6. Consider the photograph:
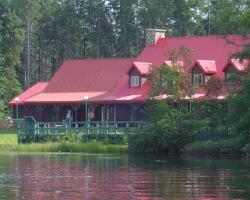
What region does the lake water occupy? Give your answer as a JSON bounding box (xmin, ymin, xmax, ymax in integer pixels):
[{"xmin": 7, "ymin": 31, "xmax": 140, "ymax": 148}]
[{"xmin": 0, "ymin": 153, "xmax": 249, "ymax": 200}]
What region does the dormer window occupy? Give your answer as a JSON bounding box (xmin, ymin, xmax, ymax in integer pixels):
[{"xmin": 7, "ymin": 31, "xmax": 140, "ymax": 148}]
[
  {"xmin": 127, "ymin": 62, "xmax": 152, "ymax": 88},
  {"xmin": 131, "ymin": 76, "xmax": 140, "ymax": 87},
  {"xmin": 191, "ymin": 60, "xmax": 217, "ymax": 86},
  {"xmin": 226, "ymin": 72, "xmax": 240, "ymax": 83},
  {"xmin": 223, "ymin": 59, "xmax": 249, "ymax": 84},
  {"xmin": 193, "ymin": 74, "xmax": 202, "ymax": 85}
]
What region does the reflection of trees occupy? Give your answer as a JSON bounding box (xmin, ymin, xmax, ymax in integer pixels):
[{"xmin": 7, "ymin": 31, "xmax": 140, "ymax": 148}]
[
  {"xmin": 129, "ymin": 155, "xmax": 250, "ymax": 199},
  {"xmin": 0, "ymin": 154, "xmax": 248, "ymax": 200},
  {"xmin": 0, "ymin": 155, "xmax": 20, "ymax": 200},
  {"xmin": 13, "ymin": 154, "xmax": 166, "ymax": 200}
]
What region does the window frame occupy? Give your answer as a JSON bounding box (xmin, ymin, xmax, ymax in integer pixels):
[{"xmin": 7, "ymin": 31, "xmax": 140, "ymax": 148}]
[
  {"xmin": 193, "ymin": 74, "xmax": 203, "ymax": 85},
  {"xmin": 130, "ymin": 75, "xmax": 140, "ymax": 87},
  {"xmin": 226, "ymin": 72, "xmax": 240, "ymax": 83}
]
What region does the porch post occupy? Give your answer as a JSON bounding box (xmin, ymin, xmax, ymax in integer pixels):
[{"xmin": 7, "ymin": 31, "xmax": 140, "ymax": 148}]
[
  {"xmin": 72, "ymin": 104, "xmax": 81, "ymax": 122},
  {"xmin": 114, "ymin": 105, "xmax": 117, "ymax": 122},
  {"xmin": 101, "ymin": 105, "xmax": 105, "ymax": 121},
  {"xmin": 54, "ymin": 104, "xmax": 61, "ymax": 122},
  {"xmin": 24, "ymin": 105, "xmax": 28, "ymax": 116},
  {"xmin": 130, "ymin": 104, "xmax": 139, "ymax": 121},
  {"xmin": 37, "ymin": 105, "xmax": 46, "ymax": 122},
  {"xmin": 106, "ymin": 105, "xmax": 110, "ymax": 121}
]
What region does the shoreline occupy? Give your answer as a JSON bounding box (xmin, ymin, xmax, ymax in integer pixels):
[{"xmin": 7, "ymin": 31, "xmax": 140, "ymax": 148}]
[{"xmin": 0, "ymin": 142, "xmax": 128, "ymax": 154}]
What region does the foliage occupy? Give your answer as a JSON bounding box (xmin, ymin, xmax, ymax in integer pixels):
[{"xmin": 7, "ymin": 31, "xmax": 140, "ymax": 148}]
[
  {"xmin": 129, "ymin": 101, "xmax": 201, "ymax": 153},
  {"xmin": 227, "ymin": 72, "xmax": 250, "ymax": 134},
  {"xmin": 227, "ymin": 44, "xmax": 250, "ymax": 135},
  {"xmin": 0, "ymin": 132, "xmax": 127, "ymax": 153},
  {"xmin": 148, "ymin": 63, "xmax": 187, "ymax": 100},
  {"xmin": 0, "ymin": 2, "xmax": 24, "ymax": 118},
  {"xmin": 184, "ymin": 135, "xmax": 249, "ymax": 155},
  {"xmin": 208, "ymin": 0, "xmax": 250, "ymax": 34},
  {"xmin": 204, "ymin": 76, "xmax": 224, "ymax": 98},
  {"xmin": 1, "ymin": 0, "xmax": 249, "ymax": 89},
  {"xmin": 0, "ymin": 141, "xmax": 127, "ymax": 154},
  {"xmin": 148, "ymin": 47, "xmax": 195, "ymax": 100},
  {"xmin": 192, "ymin": 101, "xmax": 227, "ymax": 132}
]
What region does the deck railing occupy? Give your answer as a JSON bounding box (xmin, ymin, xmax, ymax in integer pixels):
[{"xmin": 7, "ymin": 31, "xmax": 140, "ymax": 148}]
[{"xmin": 17, "ymin": 120, "xmax": 146, "ymax": 144}]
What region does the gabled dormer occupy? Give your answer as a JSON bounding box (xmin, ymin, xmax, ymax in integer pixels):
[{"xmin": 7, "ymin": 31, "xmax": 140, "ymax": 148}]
[
  {"xmin": 190, "ymin": 60, "xmax": 217, "ymax": 86},
  {"xmin": 223, "ymin": 59, "xmax": 249, "ymax": 83},
  {"xmin": 127, "ymin": 62, "xmax": 152, "ymax": 87}
]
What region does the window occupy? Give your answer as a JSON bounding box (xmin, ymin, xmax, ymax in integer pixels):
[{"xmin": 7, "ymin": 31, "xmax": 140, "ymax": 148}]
[
  {"xmin": 226, "ymin": 72, "xmax": 240, "ymax": 83},
  {"xmin": 131, "ymin": 76, "xmax": 140, "ymax": 87},
  {"xmin": 193, "ymin": 74, "xmax": 203, "ymax": 85}
]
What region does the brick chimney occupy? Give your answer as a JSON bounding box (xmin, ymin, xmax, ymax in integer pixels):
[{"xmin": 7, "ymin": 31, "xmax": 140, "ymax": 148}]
[{"xmin": 146, "ymin": 29, "xmax": 166, "ymax": 45}]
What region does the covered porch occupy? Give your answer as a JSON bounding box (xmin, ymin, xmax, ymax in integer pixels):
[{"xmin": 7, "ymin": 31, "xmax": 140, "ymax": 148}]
[{"xmin": 13, "ymin": 103, "xmax": 147, "ymax": 122}]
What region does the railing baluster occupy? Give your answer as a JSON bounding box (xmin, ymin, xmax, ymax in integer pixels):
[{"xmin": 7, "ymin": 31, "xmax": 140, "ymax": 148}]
[{"xmin": 18, "ymin": 120, "xmax": 145, "ymax": 144}]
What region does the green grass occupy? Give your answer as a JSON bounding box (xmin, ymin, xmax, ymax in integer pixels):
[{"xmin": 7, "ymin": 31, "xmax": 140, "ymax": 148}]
[
  {"xmin": 0, "ymin": 131, "xmax": 127, "ymax": 154},
  {"xmin": 0, "ymin": 130, "xmax": 17, "ymax": 145},
  {"xmin": 8, "ymin": 142, "xmax": 127, "ymax": 154}
]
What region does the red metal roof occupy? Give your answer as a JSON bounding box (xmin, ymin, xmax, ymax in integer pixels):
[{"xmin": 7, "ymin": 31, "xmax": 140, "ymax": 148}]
[
  {"xmin": 11, "ymin": 34, "xmax": 250, "ymax": 105},
  {"xmin": 136, "ymin": 34, "xmax": 250, "ymax": 78},
  {"xmin": 127, "ymin": 62, "xmax": 152, "ymax": 75},
  {"xmin": 223, "ymin": 58, "xmax": 250, "ymax": 72},
  {"xmin": 25, "ymin": 92, "xmax": 106, "ymax": 104},
  {"xmin": 44, "ymin": 58, "xmax": 134, "ymax": 93},
  {"xmin": 194, "ymin": 60, "xmax": 217, "ymax": 74},
  {"xmin": 22, "ymin": 58, "xmax": 138, "ymax": 104},
  {"xmin": 8, "ymin": 82, "xmax": 48, "ymax": 105}
]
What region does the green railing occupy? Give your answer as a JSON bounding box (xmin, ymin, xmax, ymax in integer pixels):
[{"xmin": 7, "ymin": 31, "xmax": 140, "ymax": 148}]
[{"xmin": 17, "ymin": 119, "xmax": 146, "ymax": 144}]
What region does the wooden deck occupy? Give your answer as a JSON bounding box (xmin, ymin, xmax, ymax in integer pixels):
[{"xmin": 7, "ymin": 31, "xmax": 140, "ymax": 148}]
[{"xmin": 17, "ymin": 117, "xmax": 145, "ymax": 144}]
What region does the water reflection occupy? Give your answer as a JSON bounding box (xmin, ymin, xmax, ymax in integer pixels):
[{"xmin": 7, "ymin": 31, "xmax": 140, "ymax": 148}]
[{"xmin": 0, "ymin": 153, "xmax": 249, "ymax": 199}]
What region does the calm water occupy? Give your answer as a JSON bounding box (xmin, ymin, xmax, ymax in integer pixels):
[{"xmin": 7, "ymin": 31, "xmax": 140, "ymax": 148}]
[{"xmin": 0, "ymin": 153, "xmax": 249, "ymax": 200}]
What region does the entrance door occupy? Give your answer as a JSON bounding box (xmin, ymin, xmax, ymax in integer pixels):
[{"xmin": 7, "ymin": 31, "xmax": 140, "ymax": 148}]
[{"xmin": 101, "ymin": 105, "xmax": 116, "ymax": 121}]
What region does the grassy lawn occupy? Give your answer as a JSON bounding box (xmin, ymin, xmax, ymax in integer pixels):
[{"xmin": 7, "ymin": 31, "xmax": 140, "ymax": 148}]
[{"xmin": 0, "ymin": 130, "xmax": 17, "ymax": 145}]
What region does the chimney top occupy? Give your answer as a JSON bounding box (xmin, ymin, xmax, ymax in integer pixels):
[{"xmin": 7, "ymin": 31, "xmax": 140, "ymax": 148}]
[{"xmin": 146, "ymin": 29, "xmax": 166, "ymax": 45}]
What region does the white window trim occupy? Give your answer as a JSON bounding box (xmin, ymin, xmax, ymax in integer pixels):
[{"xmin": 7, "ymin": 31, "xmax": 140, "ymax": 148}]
[
  {"xmin": 193, "ymin": 74, "xmax": 203, "ymax": 85},
  {"xmin": 131, "ymin": 76, "xmax": 140, "ymax": 87},
  {"xmin": 205, "ymin": 75, "xmax": 211, "ymax": 84}
]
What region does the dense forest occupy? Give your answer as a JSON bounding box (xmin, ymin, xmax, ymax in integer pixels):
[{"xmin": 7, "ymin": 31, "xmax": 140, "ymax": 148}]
[{"xmin": 0, "ymin": 0, "xmax": 249, "ymax": 117}]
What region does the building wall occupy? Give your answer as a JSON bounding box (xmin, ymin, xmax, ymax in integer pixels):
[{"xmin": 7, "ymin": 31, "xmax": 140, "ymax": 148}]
[{"xmin": 15, "ymin": 103, "xmax": 147, "ymax": 122}]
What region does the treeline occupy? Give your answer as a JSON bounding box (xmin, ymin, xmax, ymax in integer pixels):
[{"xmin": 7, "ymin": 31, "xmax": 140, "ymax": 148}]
[{"xmin": 0, "ymin": 0, "xmax": 249, "ymax": 117}]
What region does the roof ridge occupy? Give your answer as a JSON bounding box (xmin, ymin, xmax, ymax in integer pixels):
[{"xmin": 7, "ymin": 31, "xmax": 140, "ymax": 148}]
[
  {"xmin": 133, "ymin": 61, "xmax": 152, "ymax": 64},
  {"xmin": 36, "ymin": 81, "xmax": 48, "ymax": 84},
  {"xmin": 157, "ymin": 33, "xmax": 250, "ymax": 43},
  {"xmin": 197, "ymin": 59, "xmax": 216, "ymax": 62},
  {"xmin": 65, "ymin": 57, "xmax": 135, "ymax": 62}
]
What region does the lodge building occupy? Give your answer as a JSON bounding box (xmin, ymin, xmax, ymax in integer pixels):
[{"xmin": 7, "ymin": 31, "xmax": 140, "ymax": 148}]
[{"xmin": 9, "ymin": 29, "xmax": 250, "ymax": 122}]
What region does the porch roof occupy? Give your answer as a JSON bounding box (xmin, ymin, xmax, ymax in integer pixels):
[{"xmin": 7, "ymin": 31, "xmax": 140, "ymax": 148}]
[
  {"xmin": 8, "ymin": 82, "xmax": 48, "ymax": 105},
  {"xmin": 24, "ymin": 91, "xmax": 146, "ymax": 104}
]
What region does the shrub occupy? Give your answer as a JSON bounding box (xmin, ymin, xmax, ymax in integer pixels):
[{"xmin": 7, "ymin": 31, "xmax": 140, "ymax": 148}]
[
  {"xmin": 184, "ymin": 135, "xmax": 248, "ymax": 154},
  {"xmin": 129, "ymin": 101, "xmax": 201, "ymax": 153}
]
